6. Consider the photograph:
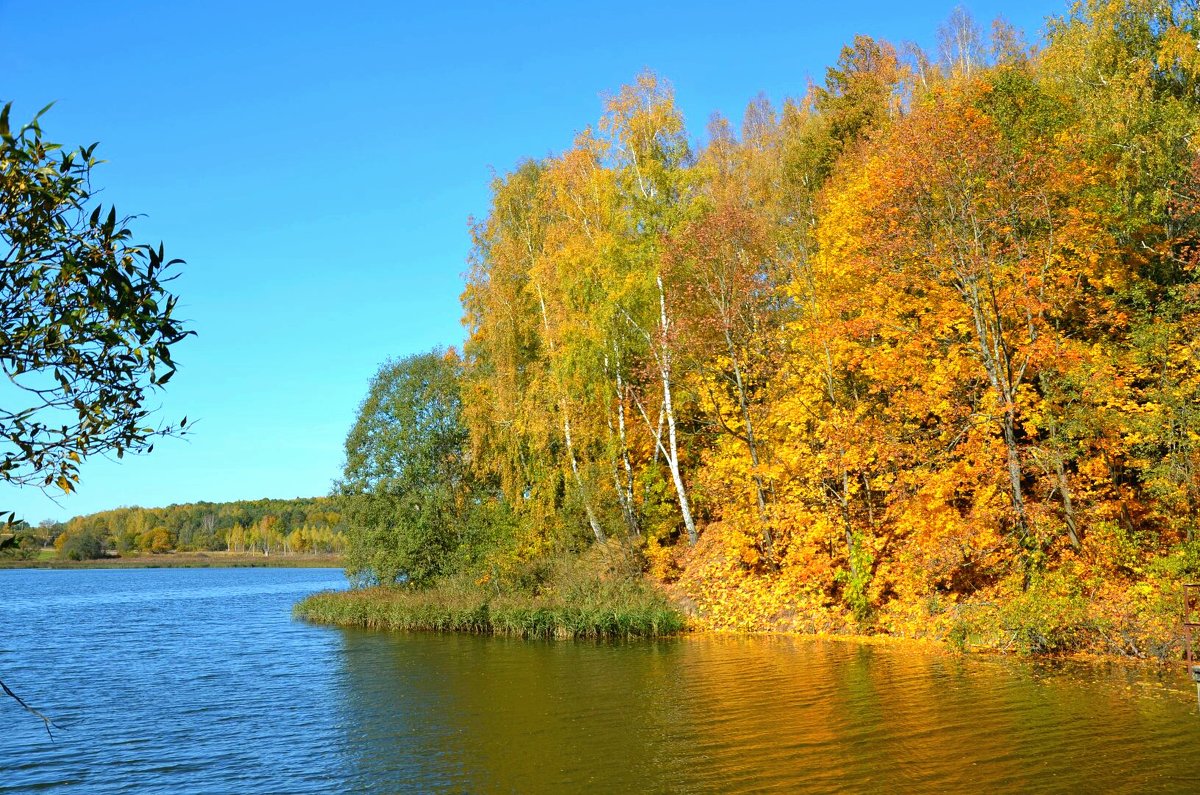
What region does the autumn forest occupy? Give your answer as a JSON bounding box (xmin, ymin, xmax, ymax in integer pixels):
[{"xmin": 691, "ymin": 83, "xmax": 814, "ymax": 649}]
[
  {"xmin": 18, "ymin": 0, "xmax": 1200, "ymax": 657},
  {"xmin": 13, "ymin": 3, "xmax": 1200, "ymax": 790},
  {"xmin": 446, "ymin": 0, "xmax": 1200, "ymax": 654}
]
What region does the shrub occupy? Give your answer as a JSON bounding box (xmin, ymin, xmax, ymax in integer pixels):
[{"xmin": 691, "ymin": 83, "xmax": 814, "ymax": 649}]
[{"xmin": 57, "ymin": 530, "xmax": 105, "ymax": 561}]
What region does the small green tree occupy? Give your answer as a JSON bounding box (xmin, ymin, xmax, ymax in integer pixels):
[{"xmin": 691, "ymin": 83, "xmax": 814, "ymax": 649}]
[
  {"xmin": 55, "ymin": 527, "xmax": 104, "ymax": 560},
  {"xmin": 338, "ymin": 349, "xmax": 476, "ymax": 586}
]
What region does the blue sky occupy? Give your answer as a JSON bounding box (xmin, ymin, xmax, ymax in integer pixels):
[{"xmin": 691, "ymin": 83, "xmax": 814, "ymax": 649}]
[{"xmin": 0, "ymin": 0, "xmax": 1059, "ymax": 522}]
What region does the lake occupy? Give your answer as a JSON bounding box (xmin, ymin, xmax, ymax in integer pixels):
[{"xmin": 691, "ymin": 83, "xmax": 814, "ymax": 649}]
[{"xmin": 2, "ymin": 567, "xmax": 1199, "ymax": 793}]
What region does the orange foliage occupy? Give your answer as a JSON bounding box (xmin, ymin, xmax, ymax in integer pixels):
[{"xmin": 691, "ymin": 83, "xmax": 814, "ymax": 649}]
[{"xmin": 460, "ymin": 1, "xmax": 1200, "ymax": 656}]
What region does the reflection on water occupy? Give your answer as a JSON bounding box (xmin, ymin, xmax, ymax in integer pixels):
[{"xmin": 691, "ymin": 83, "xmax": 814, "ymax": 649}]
[
  {"xmin": 333, "ymin": 632, "xmax": 1200, "ymax": 793},
  {"xmin": 4, "ymin": 567, "xmax": 1200, "ymax": 793}
]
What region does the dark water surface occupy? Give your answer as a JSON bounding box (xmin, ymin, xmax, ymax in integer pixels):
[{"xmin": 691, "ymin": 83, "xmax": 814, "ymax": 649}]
[{"xmin": 3, "ymin": 567, "xmax": 1200, "ymax": 793}]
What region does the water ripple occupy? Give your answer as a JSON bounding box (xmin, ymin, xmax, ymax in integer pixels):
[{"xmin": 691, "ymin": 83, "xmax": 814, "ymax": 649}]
[{"xmin": 4, "ymin": 569, "xmax": 1200, "ymax": 793}]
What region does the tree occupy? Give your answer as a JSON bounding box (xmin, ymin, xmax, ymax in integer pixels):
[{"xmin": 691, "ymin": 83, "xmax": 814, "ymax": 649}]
[
  {"xmin": 2, "ymin": 102, "xmax": 190, "ymax": 734},
  {"xmin": 814, "ymin": 35, "xmax": 905, "ymax": 158},
  {"xmin": 602, "ymin": 71, "xmax": 700, "ymax": 545},
  {"xmin": 56, "ymin": 527, "xmax": 104, "ymax": 560},
  {"xmin": 0, "ymin": 102, "xmax": 192, "ymax": 508},
  {"xmin": 338, "ymin": 349, "xmax": 474, "ymax": 586},
  {"xmin": 672, "ymin": 126, "xmax": 790, "ymax": 563}
]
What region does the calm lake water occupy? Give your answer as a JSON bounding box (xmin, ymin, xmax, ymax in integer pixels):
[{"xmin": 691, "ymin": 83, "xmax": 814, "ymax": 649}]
[{"xmin": 3, "ymin": 567, "xmax": 1200, "ymax": 793}]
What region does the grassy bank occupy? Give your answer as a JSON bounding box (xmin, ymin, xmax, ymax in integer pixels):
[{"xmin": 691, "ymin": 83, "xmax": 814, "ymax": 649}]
[
  {"xmin": 0, "ymin": 551, "xmax": 344, "ymax": 569},
  {"xmin": 296, "ymin": 585, "xmax": 684, "ymax": 639},
  {"xmin": 295, "ymin": 547, "xmax": 686, "ymax": 639}
]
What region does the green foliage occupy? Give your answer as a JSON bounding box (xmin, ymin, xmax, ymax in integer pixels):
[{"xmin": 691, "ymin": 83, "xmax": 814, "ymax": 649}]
[
  {"xmin": 56, "ymin": 529, "xmax": 105, "ymax": 561},
  {"xmin": 835, "ymin": 535, "xmax": 876, "ymax": 624},
  {"xmin": 997, "ymin": 582, "xmax": 1097, "ymax": 655},
  {"xmin": 1146, "ymin": 539, "xmax": 1200, "ymax": 580},
  {"xmin": 0, "ymin": 525, "xmax": 37, "ymax": 560},
  {"xmin": 339, "ymin": 349, "xmax": 492, "ymax": 586},
  {"xmin": 946, "ymin": 620, "xmax": 971, "ymax": 654},
  {"xmin": 814, "ymin": 35, "xmax": 904, "ymax": 155},
  {"xmin": 0, "ymin": 102, "xmax": 192, "ymax": 508}
]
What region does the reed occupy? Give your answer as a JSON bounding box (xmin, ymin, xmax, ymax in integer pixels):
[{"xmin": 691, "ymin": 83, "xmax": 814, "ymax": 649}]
[{"xmin": 295, "ymin": 564, "xmax": 685, "ymax": 639}]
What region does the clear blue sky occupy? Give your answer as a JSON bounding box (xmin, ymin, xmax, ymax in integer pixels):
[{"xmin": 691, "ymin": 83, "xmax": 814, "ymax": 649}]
[{"xmin": 0, "ymin": 0, "xmax": 1060, "ymax": 522}]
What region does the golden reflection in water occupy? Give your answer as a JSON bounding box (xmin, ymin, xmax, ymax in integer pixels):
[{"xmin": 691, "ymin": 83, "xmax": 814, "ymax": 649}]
[{"xmin": 333, "ymin": 631, "xmax": 1200, "ymax": 793}]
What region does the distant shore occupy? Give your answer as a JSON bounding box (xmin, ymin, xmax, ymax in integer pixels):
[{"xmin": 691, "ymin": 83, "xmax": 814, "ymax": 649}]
[{"xmin": 0, "ymin": 551, "xmax": 343, "ymax": 570}]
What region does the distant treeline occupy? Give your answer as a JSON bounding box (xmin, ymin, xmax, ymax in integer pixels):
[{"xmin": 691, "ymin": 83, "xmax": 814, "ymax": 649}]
[{"xmin": 22, "ymin": 498, "xmax": 348, "ymax": 560}]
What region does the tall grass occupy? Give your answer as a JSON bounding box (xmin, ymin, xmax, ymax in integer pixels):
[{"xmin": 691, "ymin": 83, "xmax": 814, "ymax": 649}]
[{"xmin": 295, "ymin": 545, "xmax": 686, "ymax": 639}]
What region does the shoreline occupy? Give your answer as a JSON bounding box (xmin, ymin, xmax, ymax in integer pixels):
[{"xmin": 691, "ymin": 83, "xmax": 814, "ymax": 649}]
[
  {"xmin": 297, "ymin": 581, "xmax": 1189, "ymax": 670},
  {"xmin": 0, "ymin": 552, "xmax": 344, "ymax": 570},
  {"xmin": 11, "ymin": 554, "xmax": 1183, "ymax": 669}
]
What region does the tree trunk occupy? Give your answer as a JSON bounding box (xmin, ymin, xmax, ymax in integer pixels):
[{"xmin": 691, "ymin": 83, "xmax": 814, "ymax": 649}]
[
  {"xmin": 657, "ymin": 275, "xmax": 698, "ymax": 545},
  {"xmin": 607, "ymin": 347, "xmax": 640, "ymax": 538},
  {"xmin": 563, "ymin": 413, "xmax": 607, "ymax": 543},
  {"xmin": 1054, "ymin": 455, "xmax": 1082, "ymax": 551},
  {"xmin": 1000, "ymin": 410, "xmax": 1031, "ymax": 544},
  {"xmin": 964, "ymin": 278, "xmax": 1032, "ymax": 547}
]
